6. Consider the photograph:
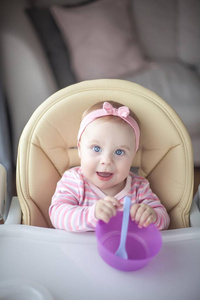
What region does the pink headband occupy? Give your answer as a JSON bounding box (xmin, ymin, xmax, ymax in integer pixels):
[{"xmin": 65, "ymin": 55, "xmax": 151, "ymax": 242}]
[{"xmin": 78, "ymin": 102, "xmax": 140, "ymax": 152}]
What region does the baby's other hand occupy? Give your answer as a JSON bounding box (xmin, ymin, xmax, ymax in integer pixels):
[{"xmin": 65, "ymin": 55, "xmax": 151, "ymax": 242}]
[
  {"xmin": 130, "ymin": 203, "xmax": 157, "ymax": 228},
  {"xmin": 95, "ymin": 197, "xmax": 122, "ymax": 223}
]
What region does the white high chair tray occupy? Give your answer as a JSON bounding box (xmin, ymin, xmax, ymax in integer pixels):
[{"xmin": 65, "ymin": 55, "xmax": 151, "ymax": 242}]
[{"xmin": 0, "ymin": 225, "xmax": 199, "ymax": 300}]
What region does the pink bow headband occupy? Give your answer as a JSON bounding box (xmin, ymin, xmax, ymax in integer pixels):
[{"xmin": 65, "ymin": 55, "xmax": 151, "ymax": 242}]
[{"xmin": 78, "ymin": 102, "xmax": 140, "ymax": 152}]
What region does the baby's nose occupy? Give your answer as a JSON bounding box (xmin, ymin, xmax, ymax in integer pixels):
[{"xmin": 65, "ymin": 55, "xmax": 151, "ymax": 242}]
[{"xmin": 100, "ymin": 153, "xmax": 112, "ymax": 165}]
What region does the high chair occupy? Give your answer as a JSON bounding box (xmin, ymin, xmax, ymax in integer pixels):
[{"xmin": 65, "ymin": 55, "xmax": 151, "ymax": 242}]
[{"xmin": 2, "ymin": 79, "xmax": 197, "ymax": 229}]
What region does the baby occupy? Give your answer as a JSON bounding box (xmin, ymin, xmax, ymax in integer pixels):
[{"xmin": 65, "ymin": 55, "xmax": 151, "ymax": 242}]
[{"xmin": 49, "ymin": 101, "xmax": 170, "ymax": 232}]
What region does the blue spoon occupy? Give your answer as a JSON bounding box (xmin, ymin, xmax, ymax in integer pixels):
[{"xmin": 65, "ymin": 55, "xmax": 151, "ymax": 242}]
[{"xmin": 115, "ymin": 196, "xmax": 131, "ymax": 259}]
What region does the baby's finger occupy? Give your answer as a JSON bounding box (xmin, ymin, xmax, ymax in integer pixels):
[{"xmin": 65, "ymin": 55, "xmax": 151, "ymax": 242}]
[
  {"xmin": 137, "ymin": 212, "xmax": 149, "ymax": 228},
  {"xmin": 104, "ymin": 196, "xmax": 122, "ymax": 208},
  {"xmin": 142, "ymin": 214, "xmax": 156, "ymax": 228},
  {"xmin": 105, "ymin": 201, "xmax": 118, "ymax": 216},
  {"xmin": 101, "ymin": 202, "xmax": 117, "ymax": 222},
  {"xmin": 138, "ymin": 210, "xmax": 154, "ymax": 228},
  {"xmin": 133, "ymin": 204, "xmax": 147, "ymax": 223},
  {"xmin": 130, "ymin": 204, "xmax": 141, "ymax": 220}
]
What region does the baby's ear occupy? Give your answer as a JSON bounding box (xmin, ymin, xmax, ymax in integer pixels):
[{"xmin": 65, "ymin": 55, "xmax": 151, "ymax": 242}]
[{"xmin": 77, "ymin": 142, "xmax": 81, "ymax": 158}]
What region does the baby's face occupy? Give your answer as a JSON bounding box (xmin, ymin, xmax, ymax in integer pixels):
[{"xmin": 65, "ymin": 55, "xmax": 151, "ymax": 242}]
[{"xmin": 78, "ymin": 118, "xmax": 136, "ymax": 196}]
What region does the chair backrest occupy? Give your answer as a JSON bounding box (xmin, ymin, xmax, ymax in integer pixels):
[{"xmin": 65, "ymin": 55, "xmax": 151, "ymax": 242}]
[{"xmin": 16, "ymin": 79, "xmax": 194, "ymax": 229}]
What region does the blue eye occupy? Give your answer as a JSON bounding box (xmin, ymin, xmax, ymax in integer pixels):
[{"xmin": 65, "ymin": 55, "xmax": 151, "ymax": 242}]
[
  {"xmin": 115, "ymin": 149, "xmax": 124, "ymax": 156},
  {"xmin": 93, "ymin": 146, "xmax": 101, "ymax": 152}
]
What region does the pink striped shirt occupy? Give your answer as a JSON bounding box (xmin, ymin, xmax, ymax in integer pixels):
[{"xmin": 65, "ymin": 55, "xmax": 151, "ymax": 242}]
[{"xmin": 49, "ymin": 167, "xmax": 170, "ymax": 232}]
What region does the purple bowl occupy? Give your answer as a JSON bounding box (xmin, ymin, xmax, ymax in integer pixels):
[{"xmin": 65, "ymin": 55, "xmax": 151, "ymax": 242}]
[{"xmin": 95, "ymin": 211, "xmax": 162, "ymax": 271}]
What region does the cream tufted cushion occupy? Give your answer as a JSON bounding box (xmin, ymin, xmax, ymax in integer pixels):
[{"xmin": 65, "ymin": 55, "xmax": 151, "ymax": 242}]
[{"xmin": 16, "ymin": 79, "xmax": 194, "ymax": 229}]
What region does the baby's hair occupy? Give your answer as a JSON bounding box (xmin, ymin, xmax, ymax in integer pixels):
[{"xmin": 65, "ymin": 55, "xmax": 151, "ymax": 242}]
[{"xmin": 82, "ymin": 101, "xmax": 140, "ymax": 129}]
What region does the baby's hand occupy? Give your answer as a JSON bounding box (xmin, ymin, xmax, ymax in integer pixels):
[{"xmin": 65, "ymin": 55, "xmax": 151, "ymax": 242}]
[
  {"xmin": 95, "ymin": 197, "xmax": 122, "ymax": 223},
  {"xmin": 130, "ymin": 203, "xmax": 157, "ymax": 228}
]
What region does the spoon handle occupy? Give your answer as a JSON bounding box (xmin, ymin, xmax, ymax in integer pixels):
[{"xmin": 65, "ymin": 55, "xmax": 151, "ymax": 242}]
[
  {"xmin": 115, "ymin": 196, "xmax": 131, "ymax": 259},
  {"xmin": 120, "ymin": 196, "xmax": 131, "ymax": 247}
]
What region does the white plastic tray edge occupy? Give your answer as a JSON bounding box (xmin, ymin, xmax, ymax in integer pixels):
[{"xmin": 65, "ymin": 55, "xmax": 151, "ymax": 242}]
[{"xmin": 0, "ymin": 224, "xmax": 200, "ymax": 244}]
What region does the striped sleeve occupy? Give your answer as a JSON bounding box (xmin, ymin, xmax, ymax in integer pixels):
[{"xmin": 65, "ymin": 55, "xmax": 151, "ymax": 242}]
[
  {"xmin": 133, "ymin": 176, "xmax": 170, "ymax": 230},
  {"xmin": 49, "ymin": 169, "xmax": 98, "ymax": 232}
]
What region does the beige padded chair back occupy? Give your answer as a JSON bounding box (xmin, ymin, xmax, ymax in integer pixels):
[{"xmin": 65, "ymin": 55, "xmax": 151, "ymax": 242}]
[{"xmin": 16, "ymin": 79, "xmax": 194, "ymax": 229}]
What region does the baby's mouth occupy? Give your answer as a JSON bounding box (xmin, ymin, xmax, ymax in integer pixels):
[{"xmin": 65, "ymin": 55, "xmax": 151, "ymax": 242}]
[{"xmin": 96, "ymin": 172, "xmax": 113, "ymax": 181}]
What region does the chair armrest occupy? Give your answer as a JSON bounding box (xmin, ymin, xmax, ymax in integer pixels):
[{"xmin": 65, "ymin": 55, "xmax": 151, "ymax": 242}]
[
  {"xmin": 190, "ymin": 185, "xmax": 200, "ymax": 227},
  {"xmin": 4, "ymin": 197, "xmax": 21, "ymax": 224},
  {"xmin": 0, "ymin": 164, "xmax": 7, "ymax": 220}
]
